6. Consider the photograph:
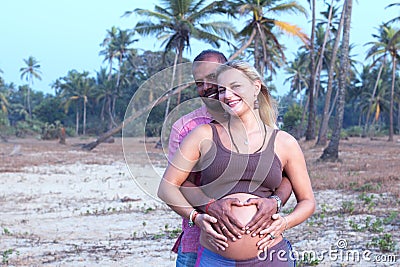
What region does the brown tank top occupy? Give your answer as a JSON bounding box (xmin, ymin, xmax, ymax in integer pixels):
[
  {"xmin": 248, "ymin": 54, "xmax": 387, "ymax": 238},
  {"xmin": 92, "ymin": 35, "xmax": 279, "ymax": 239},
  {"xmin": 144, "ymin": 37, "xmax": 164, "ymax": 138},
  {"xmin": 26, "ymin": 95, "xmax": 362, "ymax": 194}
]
[{"xmin": 198, "ymin": 123, "xmax": 282, "ymax": 199}]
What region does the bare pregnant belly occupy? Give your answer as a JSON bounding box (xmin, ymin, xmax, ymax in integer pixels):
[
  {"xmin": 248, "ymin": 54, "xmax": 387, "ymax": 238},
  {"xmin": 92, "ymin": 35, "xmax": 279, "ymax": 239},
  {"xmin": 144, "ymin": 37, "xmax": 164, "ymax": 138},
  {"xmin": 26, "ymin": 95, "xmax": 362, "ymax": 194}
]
[{"xmin": 200, "ymin": 193, "xmax": 282, "ymax": 260}]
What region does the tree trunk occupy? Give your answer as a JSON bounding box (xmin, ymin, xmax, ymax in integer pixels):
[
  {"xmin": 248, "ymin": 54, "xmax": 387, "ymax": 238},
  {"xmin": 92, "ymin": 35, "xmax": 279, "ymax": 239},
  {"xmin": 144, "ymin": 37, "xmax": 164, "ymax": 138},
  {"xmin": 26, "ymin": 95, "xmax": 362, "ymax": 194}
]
[
  {"xmin": 362, "ymin": 64, "xmax": 384, "ymax": 137},
  {"xmin": 27, "ymin": 86, "xmax": 32, "ymax": 118},
  {"xmin": 83, "ymin": 96, "xmax": 87, "ymax": 136},
  {"xmin": 108, "ymin": 60, "xmax": 113, "ymax": 81},
  {"xmin": 314, "ymin": 0, "xmax": 334, "ymax": 106},
  {"xmin": 82, "ymin": 84, "xmax": 189, "ymax": 151},
  {"xmin": 229, "ymin": 29, "xmax": 256, "ymax": 60},
  {"xmin": 305, "ymin": 0, "xmax": 317, "ymax": 141},
  {"xmin": 388, "ymin": 55, "xmax": 396, "ymax": 141},
  {"xmin": 176, "ymin": 47, "xmax": 184, "ymax": 105},
  {"xmin": 163, "ymin": 51, "xmax": 179, "ymax": 121},
  {"xmin": 320, "ymin": 0, "xmax": 352, "ymax": 161},
  {"xmin": 100, "ymin": 98, "xmax": 105, "ymax": 122},
  {"xmin": 316, "ymin": 3, "xmax": 345, "ymax": 146},
  {"xmin": 397, "ymin": 102, "xmax": 400, "ymax": 134},
  {"xmin": 256, "ymin": 22, "xmax": 267, "ymax": 78},
  {"xmin": 299, "ymin": 96, "xmax": 310, "ymax": 138},
  {"xmin": 254, "ymin": 34, "xmax": 262, "ymax": 76},
  {"xmin": 110, "ymin": 57, "xmax": 122, "ymax": 122},
  {"xmin": 75, "ymin": 109, "xmax": 79, "ymax": 136}
]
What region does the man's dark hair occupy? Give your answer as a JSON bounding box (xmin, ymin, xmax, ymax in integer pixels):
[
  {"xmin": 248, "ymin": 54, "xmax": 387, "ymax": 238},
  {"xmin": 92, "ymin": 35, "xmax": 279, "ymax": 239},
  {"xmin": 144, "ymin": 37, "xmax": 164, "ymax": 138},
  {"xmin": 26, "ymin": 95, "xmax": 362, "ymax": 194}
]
[{"xmin": 193, "ymin": 50, "xmax": 227, "ymax": 63}]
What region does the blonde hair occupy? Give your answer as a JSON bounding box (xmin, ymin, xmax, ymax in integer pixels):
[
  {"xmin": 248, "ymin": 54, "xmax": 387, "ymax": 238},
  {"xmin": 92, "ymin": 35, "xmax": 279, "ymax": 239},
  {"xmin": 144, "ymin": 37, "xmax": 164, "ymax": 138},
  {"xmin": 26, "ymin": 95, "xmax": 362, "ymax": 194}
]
[{"xmin": 216, "ymin": 60, "xmax": 278, "ymax": 127}]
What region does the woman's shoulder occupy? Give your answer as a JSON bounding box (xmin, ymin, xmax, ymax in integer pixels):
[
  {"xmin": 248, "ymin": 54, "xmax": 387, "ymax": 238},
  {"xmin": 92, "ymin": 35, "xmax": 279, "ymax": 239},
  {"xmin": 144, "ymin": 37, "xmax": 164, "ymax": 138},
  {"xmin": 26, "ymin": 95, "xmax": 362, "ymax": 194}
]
[
  {"xmin": 186, "ymin": 123, "xmax": 214, "ymax": 139},
  {"xmin": 275, "ymin": 130, "xmax": 300, "ymax": 148}
]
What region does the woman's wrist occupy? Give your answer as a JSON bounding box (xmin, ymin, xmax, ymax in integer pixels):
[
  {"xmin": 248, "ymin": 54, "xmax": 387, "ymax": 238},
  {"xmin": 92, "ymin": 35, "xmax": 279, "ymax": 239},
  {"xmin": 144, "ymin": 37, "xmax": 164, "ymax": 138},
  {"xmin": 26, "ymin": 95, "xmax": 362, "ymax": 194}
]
[{"xmin": 282, "ymin": 215, "xmax": 289, "ymax": 231}]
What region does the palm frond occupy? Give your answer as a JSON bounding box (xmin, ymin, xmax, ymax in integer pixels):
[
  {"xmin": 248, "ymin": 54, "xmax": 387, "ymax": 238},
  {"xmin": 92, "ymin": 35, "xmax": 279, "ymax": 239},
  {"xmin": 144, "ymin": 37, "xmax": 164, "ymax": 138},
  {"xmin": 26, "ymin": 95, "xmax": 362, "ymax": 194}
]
[
  {"xmin": 135, "ymin": 22, "xmax": 166, "ymax": 36},
  {"xmin": 199, "ymin": 21, "xmax": 237, "ymax": 38},
  {"xmin": 133, "ymin": 8, "xmax": 172, "ymax": 21},
  {"xmin": 274, "ymin": 20, "xmax": 310, "ymax": 46},
  {"xmin": 268, "ymin": 1, "xmax": 308, "ymax": 17}
]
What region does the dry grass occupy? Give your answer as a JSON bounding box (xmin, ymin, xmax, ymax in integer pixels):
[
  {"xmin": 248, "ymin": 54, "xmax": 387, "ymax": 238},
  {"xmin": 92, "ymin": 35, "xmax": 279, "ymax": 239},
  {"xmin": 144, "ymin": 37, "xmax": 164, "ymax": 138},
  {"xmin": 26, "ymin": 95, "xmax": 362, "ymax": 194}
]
[{"xmin": 0, "ymin": 135, "xmax": 399, "ymax": 266}]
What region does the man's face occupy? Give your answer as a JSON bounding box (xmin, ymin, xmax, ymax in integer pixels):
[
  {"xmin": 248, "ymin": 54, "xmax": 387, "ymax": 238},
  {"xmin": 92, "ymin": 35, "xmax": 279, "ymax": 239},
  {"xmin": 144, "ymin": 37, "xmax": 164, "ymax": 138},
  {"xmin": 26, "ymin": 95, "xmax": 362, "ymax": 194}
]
[
  {"xmin": 192, "ymin": 60, "xmax": 221, "ymax": 99},
  {"xmin": 192, "ymin": 60, "xmax": 223, "ymax": 111}
]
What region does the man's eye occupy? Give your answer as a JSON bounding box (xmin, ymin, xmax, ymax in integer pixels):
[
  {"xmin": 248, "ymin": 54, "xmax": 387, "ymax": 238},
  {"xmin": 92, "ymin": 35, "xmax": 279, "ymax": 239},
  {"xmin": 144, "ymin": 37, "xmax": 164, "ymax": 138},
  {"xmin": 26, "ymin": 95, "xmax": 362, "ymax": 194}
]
[
  {"xmin": 195, "ymin": 82, "xmax": 204, "ymax": 87},
  {"xmin": 218, "ymin": 87, "xmax": 226, "ymax": 93},
  {"xmin": 207, "ymin": 74, "xmax": 216, "ymax": 81}
]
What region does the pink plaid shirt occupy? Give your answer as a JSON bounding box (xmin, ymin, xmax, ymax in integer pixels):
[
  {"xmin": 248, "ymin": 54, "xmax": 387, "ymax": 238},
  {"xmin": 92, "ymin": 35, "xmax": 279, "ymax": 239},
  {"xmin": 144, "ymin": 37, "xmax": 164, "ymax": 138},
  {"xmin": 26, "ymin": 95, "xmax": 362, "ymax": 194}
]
[{"xmin": 168, "ymin": 105, "xmax": 213, "ymax": 253}]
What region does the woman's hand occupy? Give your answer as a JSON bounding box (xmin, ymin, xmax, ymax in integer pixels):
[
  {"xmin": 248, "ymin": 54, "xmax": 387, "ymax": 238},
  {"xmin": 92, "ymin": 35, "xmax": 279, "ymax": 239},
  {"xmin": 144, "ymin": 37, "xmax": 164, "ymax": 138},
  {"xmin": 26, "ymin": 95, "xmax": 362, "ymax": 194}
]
[
  {"xmin": 194, "ymin": 213, "xmax": 229, "ymax": 251},
  {"xmin": 257, "ymin": 213, "xmax": 286, "ymax": 251},
  {"xmin": 243, "ymin": 197, "xmax": 277, "ymax": 236},
  {"xmin": 206, "ymin": 198, "xmax": 245, "ymax": 241}
]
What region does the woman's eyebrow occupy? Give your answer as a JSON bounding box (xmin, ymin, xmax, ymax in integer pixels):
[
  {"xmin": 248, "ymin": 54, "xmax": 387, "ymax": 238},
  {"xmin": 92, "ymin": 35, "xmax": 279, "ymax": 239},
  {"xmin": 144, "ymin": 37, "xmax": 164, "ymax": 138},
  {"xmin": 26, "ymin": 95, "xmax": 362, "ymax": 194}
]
[{"xmin": 228, "ymin": 81, "xmax": 240, "ymax": 86}]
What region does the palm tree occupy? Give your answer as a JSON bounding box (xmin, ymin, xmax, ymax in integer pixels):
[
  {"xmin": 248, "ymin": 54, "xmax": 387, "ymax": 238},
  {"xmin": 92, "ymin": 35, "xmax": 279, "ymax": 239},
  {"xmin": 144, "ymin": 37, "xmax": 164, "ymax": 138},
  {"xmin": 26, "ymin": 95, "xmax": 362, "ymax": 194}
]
[
  {"xmin": 303, "ymin": 0, "xmax": 317, "ymax": 141},
  {"xmin": 365, "ymin": 24, "xmax": 400, "ymax": 141},
  {"xmin": 316, "ymin": 1, "xmax": 345, "ymax": 146},
  {"xmin": 320, "ymin": 0, "xmax": 352, "ymax": 161},
  {"xmin": 100, "ymin": 26, "xmax": 118, "ymax": 81},
  {"xmin": 56, "ymin": 70, "xmax": 94, "ymax": 135},
  {"xmin": 284, "ymin": 51, "xmax": 309, "ymax": 107},
  {"xmin": 0, "ymin": 87, "xmax": 9, "ymax": 117},
  {"xmin": 126, "ymin": 0, "xmax": 236, "ymax": 104},
  {"xmin": 20, "ymin": 56, "xmax": 42, "ymax": 118},
  {"xmin": 358, "ymin": 76, "xmax": 391, "ymax": 135},
  {"xmin": 229, "ymin": 0, "xmax": 308, "ymax": 77},
  {"xmin": 99, "ymin": 27, "xmax": 137, "ymax": 125},
  {"xmin": 94, "ymin": 67, "xmax": 117, "ymax": 129},
  {"xmin": 0, "ymin": 82, "xmax": 9, "ymax": 141},
  {"xmin": 385, "ymin": 3, "xmax": 400, "ymax": 25},
  {"xmin": 313, "ymin": 1, "xmax": 341, "ymax": 102}
]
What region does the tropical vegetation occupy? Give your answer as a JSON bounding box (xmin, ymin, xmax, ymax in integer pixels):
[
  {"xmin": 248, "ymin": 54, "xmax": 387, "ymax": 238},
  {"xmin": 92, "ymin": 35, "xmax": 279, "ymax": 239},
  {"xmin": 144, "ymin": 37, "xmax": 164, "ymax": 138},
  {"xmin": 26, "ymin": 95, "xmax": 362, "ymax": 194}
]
[{"xmin": 0, "ymin": 0, "xmax": 399, "ymax": 161}]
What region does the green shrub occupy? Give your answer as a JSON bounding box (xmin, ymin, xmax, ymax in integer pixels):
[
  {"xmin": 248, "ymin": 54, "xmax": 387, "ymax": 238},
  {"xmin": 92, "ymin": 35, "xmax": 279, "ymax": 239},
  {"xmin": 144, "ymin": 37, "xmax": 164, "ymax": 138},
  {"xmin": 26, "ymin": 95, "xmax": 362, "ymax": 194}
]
[
  {"xmin": 345, "ymin": 126, "xmax": 363, "ymax": 137},
  {"xmin": 41, "ymin": 121, "xmax": 63, "ymax": 140},
  {"xmin": 282, "ymin": 104, "xmax": 304, "ymax": 139}
]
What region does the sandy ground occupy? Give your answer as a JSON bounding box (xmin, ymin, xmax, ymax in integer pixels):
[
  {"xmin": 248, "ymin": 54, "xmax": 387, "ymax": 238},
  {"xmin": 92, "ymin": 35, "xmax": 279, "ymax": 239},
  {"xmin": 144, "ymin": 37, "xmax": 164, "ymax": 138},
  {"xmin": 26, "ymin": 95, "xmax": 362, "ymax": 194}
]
[{"xmin": 0, "ymin": 136, "xmax": 399, "ymax": 266}]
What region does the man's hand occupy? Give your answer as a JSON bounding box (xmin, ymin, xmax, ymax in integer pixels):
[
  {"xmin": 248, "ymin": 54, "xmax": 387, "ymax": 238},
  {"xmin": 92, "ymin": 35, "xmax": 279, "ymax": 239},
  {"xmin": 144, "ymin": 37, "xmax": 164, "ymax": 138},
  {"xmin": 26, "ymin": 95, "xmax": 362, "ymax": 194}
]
[
  {"xmin": 194, "ymin": 213, "xmax": 229, "ymax": 251},
  {"xmin": 257, "ymin": 214, "xmax": 286, "ymax": 251},
  {"xmin": 243, "ymin": 198, "xmax": 277, "ymax": 236},
  {"xmin": 206, "ymin": 198, "xmax": 245, "ymax": 241}
]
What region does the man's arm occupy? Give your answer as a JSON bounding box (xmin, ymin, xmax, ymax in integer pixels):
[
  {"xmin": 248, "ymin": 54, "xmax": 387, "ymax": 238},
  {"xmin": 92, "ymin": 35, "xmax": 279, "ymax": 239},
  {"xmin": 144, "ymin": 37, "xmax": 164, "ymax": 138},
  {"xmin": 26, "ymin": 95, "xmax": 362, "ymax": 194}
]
[
  {"xmin": 275, "ymin": 171, "xmax": 292, "ymax": 206},
  {"xmin": 243, "ymin": 176, "xmax": 292, "ymax": 236}
]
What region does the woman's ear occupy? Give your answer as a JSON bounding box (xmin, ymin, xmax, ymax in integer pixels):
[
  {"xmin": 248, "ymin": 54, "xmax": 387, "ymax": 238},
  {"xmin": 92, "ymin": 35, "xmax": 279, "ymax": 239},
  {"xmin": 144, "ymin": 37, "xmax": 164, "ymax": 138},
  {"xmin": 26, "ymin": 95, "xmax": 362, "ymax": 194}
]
[{"xmin": 254, "ymin": 80, "xmax": 262, "ymax": 96}]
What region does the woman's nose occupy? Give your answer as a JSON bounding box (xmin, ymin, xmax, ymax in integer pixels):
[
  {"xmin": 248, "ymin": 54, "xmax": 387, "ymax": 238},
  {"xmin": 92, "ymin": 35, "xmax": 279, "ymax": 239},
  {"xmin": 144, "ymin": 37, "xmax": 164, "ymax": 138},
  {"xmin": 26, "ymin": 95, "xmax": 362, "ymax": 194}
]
[{"xmin": 224, "ymin": 88, "xmax": 235, "ymax": 98}]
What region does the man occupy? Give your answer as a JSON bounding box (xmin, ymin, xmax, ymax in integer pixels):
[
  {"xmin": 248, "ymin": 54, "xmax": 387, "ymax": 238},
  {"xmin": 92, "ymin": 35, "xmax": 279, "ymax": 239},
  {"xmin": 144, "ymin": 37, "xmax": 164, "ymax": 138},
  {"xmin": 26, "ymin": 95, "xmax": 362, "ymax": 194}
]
[{"xmin": 167, "ymin": 50, "xmax": 292, "ymax": 266}]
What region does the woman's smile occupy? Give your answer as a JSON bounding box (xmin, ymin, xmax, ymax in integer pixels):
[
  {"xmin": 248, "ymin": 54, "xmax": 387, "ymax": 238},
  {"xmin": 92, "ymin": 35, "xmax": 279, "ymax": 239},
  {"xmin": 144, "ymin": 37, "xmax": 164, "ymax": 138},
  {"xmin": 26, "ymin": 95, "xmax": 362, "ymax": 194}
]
[{"xmin": 226, "ymin": 98, "xmax": 242, "ymax": 109}]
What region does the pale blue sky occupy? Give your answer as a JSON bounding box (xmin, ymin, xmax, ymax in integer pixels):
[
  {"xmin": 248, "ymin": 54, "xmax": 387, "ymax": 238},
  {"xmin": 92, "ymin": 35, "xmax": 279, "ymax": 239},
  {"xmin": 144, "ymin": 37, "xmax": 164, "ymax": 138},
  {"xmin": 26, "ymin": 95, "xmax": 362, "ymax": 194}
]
[{"xmin": 0, "ymin": 0, "xmax": 399, "ymax": 96}]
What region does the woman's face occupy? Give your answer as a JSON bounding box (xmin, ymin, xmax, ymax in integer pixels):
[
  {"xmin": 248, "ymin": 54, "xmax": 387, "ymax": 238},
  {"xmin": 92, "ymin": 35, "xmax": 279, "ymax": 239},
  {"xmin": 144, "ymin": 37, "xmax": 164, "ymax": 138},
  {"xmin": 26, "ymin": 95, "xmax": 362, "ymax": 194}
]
[{"xmin": 217, "ymin": 68, "xmax": 260, "ymax": 117}]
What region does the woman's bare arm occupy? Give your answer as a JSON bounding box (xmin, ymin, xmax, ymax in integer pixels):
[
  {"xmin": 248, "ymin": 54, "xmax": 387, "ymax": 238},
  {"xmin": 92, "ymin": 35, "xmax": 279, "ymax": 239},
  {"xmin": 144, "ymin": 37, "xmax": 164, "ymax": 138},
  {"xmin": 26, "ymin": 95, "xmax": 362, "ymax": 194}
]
[{"xmin": 276, "ymin": 131, "xmax": 316, "ymax": 229}]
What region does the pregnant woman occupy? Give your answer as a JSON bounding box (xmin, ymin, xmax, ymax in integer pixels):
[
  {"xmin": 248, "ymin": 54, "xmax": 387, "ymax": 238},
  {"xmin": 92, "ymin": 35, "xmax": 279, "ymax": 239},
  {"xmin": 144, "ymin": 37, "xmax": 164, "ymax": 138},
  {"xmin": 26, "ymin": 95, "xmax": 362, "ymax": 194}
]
[{"xmin": 158, "ymin": 60, "xmax": 315, "ymax": 266}]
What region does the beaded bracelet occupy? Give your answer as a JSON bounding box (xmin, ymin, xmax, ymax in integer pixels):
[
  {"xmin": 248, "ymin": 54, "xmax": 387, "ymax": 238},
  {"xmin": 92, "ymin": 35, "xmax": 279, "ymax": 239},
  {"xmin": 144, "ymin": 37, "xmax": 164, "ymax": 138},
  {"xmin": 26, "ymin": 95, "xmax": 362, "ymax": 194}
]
[{"xmin": 188, "ymin": 209, "xmax": 198, "ymax": 227}]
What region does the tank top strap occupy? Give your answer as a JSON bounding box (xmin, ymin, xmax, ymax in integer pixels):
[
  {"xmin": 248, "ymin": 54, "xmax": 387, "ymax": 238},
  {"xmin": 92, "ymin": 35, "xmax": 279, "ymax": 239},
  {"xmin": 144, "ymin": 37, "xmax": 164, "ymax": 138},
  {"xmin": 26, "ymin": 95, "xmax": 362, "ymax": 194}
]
[
  {"xmin": 263, "ymin": 128, "xmax": 279, "ymax": 154},
  {"xmin": 208, "ymin": 123, "xmax": 220, "ymax": 144}
]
